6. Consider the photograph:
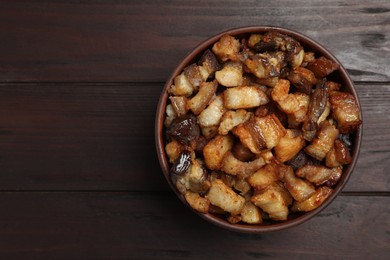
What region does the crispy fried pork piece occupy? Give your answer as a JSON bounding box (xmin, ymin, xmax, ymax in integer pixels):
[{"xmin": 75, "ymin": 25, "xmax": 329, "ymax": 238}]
[
  {"xmin": 203, "ymin": 134, "xmax": 234, "ymax": 171},
  {"xmin": 232, "ymin": 141, "xmax": 256, "ymax": 162},
  {"xmin": 301, "ymin": 51, "xmax": 315, "ymax": 67},
  {"xmin": 260, "ymin": 150, "xmax": 275, "ymax": 164},
  {"xmin": 233, "ymin": 114, "xmax": 286, "ymax": 154},
  {"xmin": 325, "ymin": 145, "xmax": 339, "ymax": 168},
  {"xmin": 272, "ymin": 79, "xmax": 309, "ymax": 123},
  {"xmin": 247, "ymin": 34, "xmax": 263, "ymax": 48},
  {"xmin": 293, "ymin": 92, "xmax": 311, "ymax": 123},
  {"xmin": 324, "ymin": 166, "xmax": 343, "ymax": 187},
  {"xmin": 287, "ymin": 67, "xmax": 318, "ymax": 94},
  {"xmin": 329, "ymin": 91, "xmax": 362, "ymax": 134},
  {"xmin": 170, "ymin": 150, "xmax": 192, "ymax": 176},
  {"xmin": 221, "ymin": 151, "xmax": 266, "ymax": 179},
  {"xmin": 187, "ymin": 80, "xmax": 218, "ymax": 115},
  {"xmin": 237, "ymin": 39, "xmax": 256, "ymax": 63},
  {"xmin": 166, "ymin": 114, "xmax": 200, "ymax": 145},
  {"xmin": 218, "ymin": 109, "xmax": 252, "ymax": 135},
  {"xmin": 169, "ymin": 96, "xmax": 188, "ymax": 117},
  {"xmin": 256, "ymin": 114, "xmax": 287, "ymax": 149},
  {"xmin": 169, "ymin": 73, "xmax": 195, "ymax": 97},
  {"xmin": 184, "ymin": 191, "xmax": 210, "ymax": 213},
  {"xmin": 241, "ymin": 201, "xmax": 263, "ymax": 224},
  {"xmin": 305, "ymin": 120, "xmax": 339, "ymax": 161},
  {"xmin": 302, "ymin": 78, "xmax": 329, "ymax": 141},
  {"xmin": 207, "ymin": 179, "xmax": 246, "ymax": 215},
  {"xmin": 271, "ymin": 79, "xmax": 299, "ymax": 114},
  {"xmin": 201, "ymin": 126, "xmax": 219, "ymax": 140},
  {"xmin": 325, "ymin": 139, "xmax": 352, "ymax": 168},
  {"xmin": 296, "ymin": 165, "xmax": 342, "ymax": 186},
  {"xmin": 326, "ymin": 80, "xmax": 341, "ymax": 92},
  {"xmin": 283, "ymin": 37, "xmax": 304, "ymax": 69},
  {"xmin": 334, "ymin": 139, "xmax": 352, "ymax": 164},
  {"xmin": 198, "ymin": 49, "xmax": 221, "ymax": 79},
  {"xmin": 291, "ymin": 186, "xmax": 333, "ymax": 212},
  {"xmin": 280, "ymin": 165, "xmax": 315, "ymax": 202},
  {"xmin": 197, "ymin": 95, "xmax": 226, "ymax": 128},
  {"xmin": 306, "ymin": 56, "xmax": 339, "ymax": 78},
  {"xmin": 317, "ymin": 101, "xmax": 331, "ymax": 126},
  {"xmin": 247, "ymin": 161, "xmax": 280, "ymax": 190},
  {"xmin": 212, "ymin": 34, "xmax": 241, "ymax": 62},
  {"xmin": 184, "ymin": 63, "xmax": 204, "ymax": 88},
  {"xmin": 224, "ymin": 86, "xmax": 269, "ymax": 110},
  {"xmin": 188, "ymin": 158, "xmax": 211, "ymax": 193},
  {"xmin": 164, "ymin": 103, "xmax": 176, "ymax": 127},
  {"xmin": 286, "ymin": 93, "xmax": 310, "ymax": 128},
  {"xmin": 274, "ymin": 129, "xmax": 305, "ymax": 163},
  {"xmin": 251, "ymin": 182, "xmax": 292, "ymax": 221},
  {"xmin": 245, "ymin": 51, "xmax": 286, "ymax": 79},
  {"xmin": 253, "ymin": 40, "xmax": 278, "ymax": 53},
  {"xmin": 170, "ymin": 152, "xmax": 194, "ymax": 194},
  {"xmin": 173, "ymin": 175, "xmax": 188, "ymax": 195},
  {"xmin": 233, "ymin": 178, "xmax": 252, "ymax": 195},
  {"xmin": 251, "ymin": 32, "xmax": 304, "ymax": 68},
  {"xmin": 215, "ymin": 61, "xmax": 243, "ymax": 87},
  {"xmin": 165, "ymin": 140, "xmax": 184, "ymax": 163},
  {"xmin": 249, "ymin": 33, "xmax": 280, "ymax": 53}
]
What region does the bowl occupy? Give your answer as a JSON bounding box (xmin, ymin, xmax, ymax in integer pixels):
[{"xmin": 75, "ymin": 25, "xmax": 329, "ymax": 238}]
[{"xmin": 155, "ymin": 26, "xmax": 362, "ymax": 232}]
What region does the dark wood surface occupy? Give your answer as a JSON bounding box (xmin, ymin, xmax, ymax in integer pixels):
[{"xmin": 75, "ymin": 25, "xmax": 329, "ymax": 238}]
[{"xmin": 0, "ymin": 0, "xmax": 389, "ymax": 258}]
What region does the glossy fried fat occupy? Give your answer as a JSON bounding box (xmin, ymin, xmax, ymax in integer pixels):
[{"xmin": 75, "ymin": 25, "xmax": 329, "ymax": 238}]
[{"xmin": 164, "ymin": 32, "xmax": 361, "ymax": 224}]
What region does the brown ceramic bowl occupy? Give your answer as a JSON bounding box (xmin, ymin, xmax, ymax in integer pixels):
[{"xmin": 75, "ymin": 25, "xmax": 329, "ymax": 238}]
[{"xmin": 155, "ymin": 26, "xmax": 362, "ymax": 232}]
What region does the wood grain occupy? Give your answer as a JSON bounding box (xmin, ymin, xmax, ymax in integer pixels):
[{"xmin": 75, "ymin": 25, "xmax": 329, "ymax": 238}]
[
  {"xmin": 349, "ymin": 83, "xmax": 390, "ymax": 192},
  {"xmin": 0, "ymin": 0, "xmax": 388, "ymax": 82},
  {"xmin": 0, "ymin": 83, "xmax": 166, "ymax": 190},
  {"xmin": 0, "ymin": 83, "xmax": 388, "ymax": 192},
  {"xmin": 0, "ymin": 192, "xmax": 388, "ymax": 259},
  {"xmin": 0, "ymin": 1, "xmax": 389, "ymax": 258}
]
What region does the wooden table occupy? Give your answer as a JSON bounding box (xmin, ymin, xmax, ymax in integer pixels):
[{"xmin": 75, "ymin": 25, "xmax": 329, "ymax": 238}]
[{"xmin": 0, "ymin": 1, "xmax": 389, "ymax": 258}]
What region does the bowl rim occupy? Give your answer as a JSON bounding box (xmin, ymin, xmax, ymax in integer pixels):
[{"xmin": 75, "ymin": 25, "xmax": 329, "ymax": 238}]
[{"xmin": 155, "ymin": 25, "xmax": 363, "ymax": 233}]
